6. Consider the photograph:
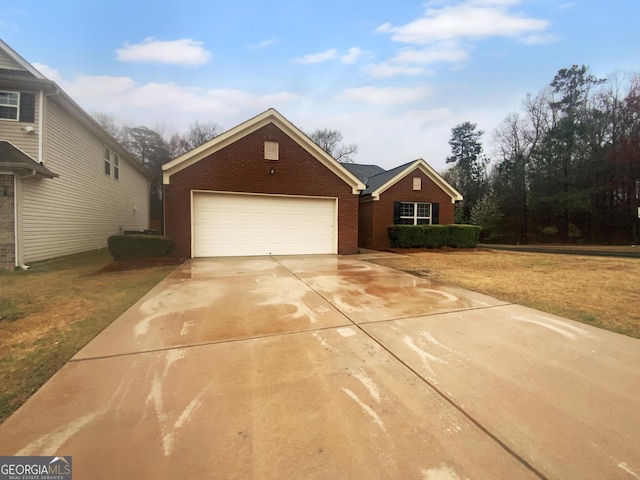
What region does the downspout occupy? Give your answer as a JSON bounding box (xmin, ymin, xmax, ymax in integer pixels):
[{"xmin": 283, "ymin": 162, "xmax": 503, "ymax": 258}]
[
  {"xmin": 38, "ymin": 90, "xmax": 44, "ymax": 163},
  {"xmin": 14, "ymin": 170, "xmax": 37, "ymax": 270}
]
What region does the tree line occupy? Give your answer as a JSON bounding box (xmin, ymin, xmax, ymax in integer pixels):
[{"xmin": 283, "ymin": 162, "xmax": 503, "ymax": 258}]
[{"xmin": 443, "ymin": 65, "xmax": 640, "ymax": 245}]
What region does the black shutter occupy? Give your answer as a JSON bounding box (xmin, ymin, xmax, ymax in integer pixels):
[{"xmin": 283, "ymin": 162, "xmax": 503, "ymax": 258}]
[
  {"xmin": 432, "ymin": 203, "xmax": 439, "ymax": 224},
  {"xmin": 19, "ymin": 93, "xmax": 36, "ymax": 123},
  {"xmin": 393, "ymin": 202, "xmax": 401, "ymax": 224}
]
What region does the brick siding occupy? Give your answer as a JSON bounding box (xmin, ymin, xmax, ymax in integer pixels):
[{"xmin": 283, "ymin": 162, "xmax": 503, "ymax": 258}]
[
  {"xmin": 164, "ymin": 123, "xmax": 359, "ymax": 257},
  {"xmin": 362, "ymin": 169, "xmax": 456, "ymax": 249},
  {"xmin": 0, "ymin": 174, "xmax": 15, "ymax": 269}
]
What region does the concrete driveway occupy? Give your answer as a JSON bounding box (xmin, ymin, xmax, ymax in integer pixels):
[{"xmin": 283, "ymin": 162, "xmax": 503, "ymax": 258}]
[{"xmin": 0, "ymin": 254, "xmax": 639, "ymax": 479}]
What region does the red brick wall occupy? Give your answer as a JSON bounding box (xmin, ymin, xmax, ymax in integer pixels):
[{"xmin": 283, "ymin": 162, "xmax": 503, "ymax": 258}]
[
  {"xmin": 358, "ymin": 199, "xmax": 374, "ymax": 248},
  {"xmin": 164, "ymin": 123, "xmax": 359, "ymax": 257},
  {"xmin": 0, "ymin": 174, "xmax": 15, "ymax": 269},
  {"xmin": 366, "ymin": 169, "xmax": 456, "ymax": 249}
]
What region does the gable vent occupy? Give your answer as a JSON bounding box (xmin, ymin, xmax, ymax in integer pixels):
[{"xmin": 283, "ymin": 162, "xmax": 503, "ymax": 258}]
[{"xmin": 265, "ymin": 141, "xmax": 279, "ymax": 160}]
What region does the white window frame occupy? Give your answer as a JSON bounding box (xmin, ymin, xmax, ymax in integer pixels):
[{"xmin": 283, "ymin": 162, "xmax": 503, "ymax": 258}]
[
  {"xmin": 0, "ymin": 91, "xmax": 20, "ymax": 121},
  {"xmin": 113, "ymin": 153, "xmax": 120, "ymax": 180},
  {"xmin": 400, "ymin": 202, "xmax": 432, "ymax": 225},
  {"xmin": 104, "ymin": 146, "xmax": 111, "ymax": 176}
]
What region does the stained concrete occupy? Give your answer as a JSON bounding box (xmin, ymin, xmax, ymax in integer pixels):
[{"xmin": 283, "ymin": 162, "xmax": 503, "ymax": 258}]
[{"xmin": 0, "ymin": 255, "xmax": 638, "ymax": 480}]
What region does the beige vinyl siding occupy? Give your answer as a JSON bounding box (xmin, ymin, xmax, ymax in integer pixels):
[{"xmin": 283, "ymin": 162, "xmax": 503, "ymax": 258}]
[
  {"xmin": 0, "ymin": 49, "xmax": 23, "ymax": 70},
  {"xmin": 19, "ymin": 97, "xmax": 149, "ymax": 263},
  {"xmin": 0, "ymin": 90, "xmax": 40, "ymax": 159}
]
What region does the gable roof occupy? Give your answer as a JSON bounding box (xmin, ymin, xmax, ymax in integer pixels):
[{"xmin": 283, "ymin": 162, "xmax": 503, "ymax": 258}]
[
  {"xmin": 162, "ymin": 108, "xmax": 366, "ymax": 194},
  {"xmin": 357, "ymin": 159, "xmax": 462, "ymax": 203},
  {"xmin": 0, "ymin": 141, "xmax": 58, "ymax": 178},
  {"xmin": 0, "ymin": 39, "xmax": 48, "ymax": 79}
]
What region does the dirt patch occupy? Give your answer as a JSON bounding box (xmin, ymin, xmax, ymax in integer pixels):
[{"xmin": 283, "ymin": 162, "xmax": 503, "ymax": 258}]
[{"xmin": 95, "ymin": 256, "xmax": 185, "ymax": 273}]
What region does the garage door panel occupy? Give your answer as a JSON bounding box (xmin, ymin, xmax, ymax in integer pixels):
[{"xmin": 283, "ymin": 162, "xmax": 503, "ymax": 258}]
[{"xmin": 193, "ymin": 193, "xmax": 337, "ymax": 257}]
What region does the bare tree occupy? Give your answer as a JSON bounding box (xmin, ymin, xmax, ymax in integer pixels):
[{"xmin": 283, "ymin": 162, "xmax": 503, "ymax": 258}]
[
  {"xmin": 308, "ymin": 128, "xmax": 358, "ymax": 163},
  {"xmin": 185, "ymin": 121, "xmax": 223, "ymax": 151}
]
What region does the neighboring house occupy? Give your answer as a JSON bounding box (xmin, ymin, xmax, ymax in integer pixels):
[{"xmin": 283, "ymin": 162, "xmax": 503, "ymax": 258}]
[
  {"xmin": 343, "ymin": 159, "xmax": 463, "ymax": 250},
  {"xmin": 162, "ymin": 108, "xmax": 365, "ymax": 257},
  {"xmin": 0, "ymin": 40, "xmax": 150, "ymax": 269}
]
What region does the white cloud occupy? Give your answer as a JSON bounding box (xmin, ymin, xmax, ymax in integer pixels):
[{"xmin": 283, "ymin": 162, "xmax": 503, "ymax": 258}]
[
  {"xmin": 34, "ymin": 65, "xmax": 299, "ymax": 130},
  {"xmin": 294, "ymin": 49, "xmax": 338, "ymax": 64},
  {"xmin": 371, "ymin": 1, "xmax": 552, "ymax": 78},
  {"xmin": 391, "ymin": 43, "xmax": 469, "ymax": 64},
  {"xmin": 31, "ymin": 62, "xmax": 63, "ymax": 82},
  {"xmin": 376, "ymin": 1, "xmax": 550, "ymax": 44},
  {"xmin": 116, "ymin": 38, "xmax": 212, "ymax": 66},
  {"xmin": 341, "ymin": 47, "xmax": 363, "ymax": 64},
  {"xmin": 366, "ymin": 63, "xmax": 425, "ymax": 79},
  {"xmin": 341, "ymin": 86, "xmax": 432, "ymax": 106}
]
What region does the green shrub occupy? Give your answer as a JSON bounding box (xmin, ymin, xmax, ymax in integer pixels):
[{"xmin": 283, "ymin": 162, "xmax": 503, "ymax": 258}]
[
  {"xmin": 387, "ymin": 225, "xmax": 481, "ymax": 249},
  {"xmin": 448, "ymin": 224, "xmax": 482, "ymax": 248},
  {"xmin": 107, "ymin": 234, "xmax": 176, "ymax": 261}
]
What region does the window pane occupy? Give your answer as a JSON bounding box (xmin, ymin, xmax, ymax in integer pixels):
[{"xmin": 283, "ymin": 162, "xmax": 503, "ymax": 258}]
[
  {"xmin": 113, "ymin": 154, "xmax": 119, "ymax": 180},
  {"xmin": 417, "ymin": 218, "xmax": 431, "ymax": 225},
  {"xmin": 398, "ymin": 218, "xmax": 414, "ymax": 225},
  {"xmin": 400, "ymin": 203, "xmax": 414, "ymax": 216},
  {"xmin": 0, "ymin": 106, "xmax": 17, "ymax": 120},
  {"xmin": 0, "ymin": 92, "xmax": 19, "ymax": 106},
  {"xmin": 416, "ymin": 203, "xmax": 431, "ymax": 218}
]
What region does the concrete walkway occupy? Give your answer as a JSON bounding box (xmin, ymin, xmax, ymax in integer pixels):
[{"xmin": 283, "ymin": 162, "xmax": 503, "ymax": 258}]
[{"xmin": 0, "ymin": 254, "xmax": 638, "ymax": 479}]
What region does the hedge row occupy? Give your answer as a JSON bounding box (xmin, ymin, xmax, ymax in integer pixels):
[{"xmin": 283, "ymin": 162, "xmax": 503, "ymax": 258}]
[
  {"xmin": 387, "ymin": 225, "xmax": 481, "ymax": 249},
  {"xmin": 107, "ymin": 234, "xmax": 176, "ymax": 261}
]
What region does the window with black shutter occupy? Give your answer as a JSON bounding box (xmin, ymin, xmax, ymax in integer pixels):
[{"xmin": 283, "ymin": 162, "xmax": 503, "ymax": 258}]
[
  {"xmin": 0, "ymin": 91, "xmax": 36, "ymax": 122},
  {"xmin": 393, "ymin": 202, "xmax": 434, "ymax": 225}
]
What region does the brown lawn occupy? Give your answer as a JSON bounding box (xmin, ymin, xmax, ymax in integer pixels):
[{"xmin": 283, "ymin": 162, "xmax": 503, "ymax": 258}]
[
  {"xmin": 0, "ymin": 250, "xmax": 180, "ymax": 423},
  {"xmin": 369, "ymin": 249, "xmax": 640, "ymax": 339}
]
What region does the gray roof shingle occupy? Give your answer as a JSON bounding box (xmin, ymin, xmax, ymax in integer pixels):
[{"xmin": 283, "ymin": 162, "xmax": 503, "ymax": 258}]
[
  {"xmin": 0, "ymin": 141, "xmax": 58, "ymax": 178},
  {"xmin": 341, "ymin": 163, "xmax": 386, "ymax": 184},
  {"xmin": 344, "ymin": 161, "xmax": 419, "ymax": 195}
]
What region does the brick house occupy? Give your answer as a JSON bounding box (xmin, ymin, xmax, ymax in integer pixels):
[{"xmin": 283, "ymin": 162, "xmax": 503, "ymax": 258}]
[
  {"xmin": 343, "ymin": 160, "xmax": 463, "ymax": 250},
  {"xmin": 162, "ymin": 109, "xmax": 365, "ymax": 257}
]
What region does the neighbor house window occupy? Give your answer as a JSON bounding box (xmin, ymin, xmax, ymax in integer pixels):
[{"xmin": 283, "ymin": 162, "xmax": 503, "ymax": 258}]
[
  {"xmin": 113, "ymin": 153, "xmax": 119, "ymax": 180},
  {"xmin": 104, "ymin": 146, "xmax": 111, "ymax": 175},
  {"xmin": 0, "ymin": 91, "xmax": 19, "ymax": 120},
  {"xmin": 398, "ymin": 202, "xmax": 432, "ymax": 225},
  {"xmin": 413, "ymin": 177, "xmax": 422, "ymax": 190},
  {"xmin": 0, "ymin": 91, "xmax": 35, "ymax": 122}
]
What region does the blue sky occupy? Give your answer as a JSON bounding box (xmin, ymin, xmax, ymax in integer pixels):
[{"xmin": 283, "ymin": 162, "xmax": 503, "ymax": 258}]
[{"xmin": 2, "ymin": 0, "xmax": 638, "ymax": 171}]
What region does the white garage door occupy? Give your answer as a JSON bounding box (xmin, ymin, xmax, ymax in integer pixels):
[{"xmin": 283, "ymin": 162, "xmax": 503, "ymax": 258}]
[{"xmin": 192, "ymin": 192, "xmax": 338, "ymax": 257}]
